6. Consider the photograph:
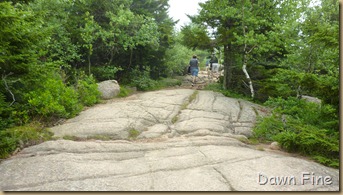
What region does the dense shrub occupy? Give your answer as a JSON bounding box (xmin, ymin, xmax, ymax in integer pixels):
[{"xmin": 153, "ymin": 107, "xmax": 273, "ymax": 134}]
[
  {"xmin": 0, "ymin": 93, "xmax": 15, "ymax": 130},
  {"xmin": 25, "ymin": 77, "xmax": 83, "ymax": 119},
  {"xmin": 76, "ymin": 74, "xmax": 100, "ymax": 106},
  {"xmin": 90, "ymin": 65, "xmax": 121, "ymax": 82},
  {"xmin": 315, "ymin": 74, "xmax": 339, "ymax": 106},
  {"xmin": 117, "ymin": 85, "xmax": 133, "ymax": 97},
  {"xmin": 131, "ymin": 68, "xmax": 159, "ymax": 91},
  {"xmin": 253, "ymin": 97, "xmax": 339, "ymax": 168},
  {"xmin": 264, "ymin": 97, "xmax": 338, "ymax": 130}
]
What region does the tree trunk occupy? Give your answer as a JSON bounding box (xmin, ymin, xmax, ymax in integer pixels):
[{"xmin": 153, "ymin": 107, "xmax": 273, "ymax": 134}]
[
  {"xmin": 223, "ymin": 44, "xmax": 234, "ymax": 90},
  {"xmin": 241, "ymin": 0, "xmax": 254, "ymax": 99},
  {"xmin": 88, "ymin": 53, "xmax": 91, "ymax": 75},
  {"xmin": 108, "ymin": 46, "xmax": 115, "ymax": 66},
  {"xmin": 242, "ymin": 53, "xmax": 254, "ymax": 98}
]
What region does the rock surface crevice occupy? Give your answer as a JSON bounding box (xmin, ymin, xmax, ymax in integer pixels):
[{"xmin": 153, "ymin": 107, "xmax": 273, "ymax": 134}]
[{"xmin": 0, "ymin": 86, "xmax": 339, "ymax": 191}]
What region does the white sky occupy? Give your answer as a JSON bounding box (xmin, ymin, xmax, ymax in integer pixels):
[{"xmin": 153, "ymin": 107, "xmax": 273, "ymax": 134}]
[{"xmin": 168, "ymin": 0, "xmax": 207, "ymax": 30}]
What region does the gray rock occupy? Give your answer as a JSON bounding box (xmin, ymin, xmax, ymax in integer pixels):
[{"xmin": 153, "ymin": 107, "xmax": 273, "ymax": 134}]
[
  {"xmin": 270, "ymin": 141, "xmax": 280, "ymax": 150},
  {"xmin": 0, "ymin": 137, "xmax": 338, "ymax": 191},
  {"xmin": 97, "ymin": 80, "xmax": 120, "ymax": 100},
  {"xmin": 0, "ymin": 89, "xmax": 338, "ymax": 191},
  {"xmin": 235, "ymin": 126, "xmax": 253, "ymax": 137},
  {"xmin": 301, "ymin": 95, "xmax": 321, "ymax": 105},
  {"xmin": 138, "ymin": 124, "xmax": 169, "ymax": 139}
]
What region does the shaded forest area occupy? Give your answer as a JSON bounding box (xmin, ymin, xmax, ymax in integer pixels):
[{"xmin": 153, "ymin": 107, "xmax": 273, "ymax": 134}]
[{"xmin": 0, "ymin": 0, "xmax": 339, "ymax": 167}]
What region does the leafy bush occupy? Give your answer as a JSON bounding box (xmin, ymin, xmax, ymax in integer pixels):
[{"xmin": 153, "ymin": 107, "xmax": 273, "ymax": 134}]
[
  {"xmin": 264, "ymin": 97, "xmax": 338, "ymax": 130},
  {"xmin": 9, "ymin": 107, "xmax": 30, "ymax": 127},
  {"xmin": 0, "ymin": 93, "xmax": 13, "ymax": 130},
  {"xmin": 253, "ymin": 115, "xmax": 284, "ymax": 141},
  {"xmin": 25, "ymin": 77, "xmax": 83, "ymax": 119},
  {"xmin": 164, "ymin": 34, "xmax": 209, "ymax": 77},
  {"xmin": 253, "ymin": 97, "xmax": 339, "ymax": 168},
  {"xmin": 0, "ymin": 122, "xmax": 53, "ymax": 159},
  {"xmin": 258, "ymin": 69, "xmax": 339, "ymax": 109},
  {"xmin": 258, "ymin": 69, "xmax": 301, "ymax": 99},
  {"xmin": 131, "ymin": 68, "xmax": 159, "ymax": 91},
  {"xmin": 117, "ymin": 85, "xmax": 133, "ymax": 97},
  {"xmin": 76, "ymin": 74, "xmax": 100, "ymax": 106},
  {"xmin": 273, "ymin": 121, "xmax": 339, "ymax": 168},
  {"xmin": 91, "ymin": 65, "xmax": 121, "ymax": 82},
  {"xmin": 315, "ymin": 74, "xmax": 339, "ymax": 106}
]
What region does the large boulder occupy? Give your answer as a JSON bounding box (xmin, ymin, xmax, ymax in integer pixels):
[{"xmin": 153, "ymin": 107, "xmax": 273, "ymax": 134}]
[{"xmin": 97, "ymin": 80, "xmax": 120, "ymax": 100}]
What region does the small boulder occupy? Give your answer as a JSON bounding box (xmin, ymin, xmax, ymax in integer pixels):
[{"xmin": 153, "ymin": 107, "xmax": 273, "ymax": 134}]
[
  {"xmin": 97, "ymin": 80, "xmax": 120, "ymax": 100},
  {"xmin": 270, "ymin": 141, "xmax": 280, "ymax": 150}
]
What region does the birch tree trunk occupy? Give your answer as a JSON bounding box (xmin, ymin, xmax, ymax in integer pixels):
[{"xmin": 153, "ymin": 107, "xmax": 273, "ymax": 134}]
[
  {"xmin": 242, "ymin": 0, "xmax": 254, "ymax": 99},
  {"xmin": 242, "ymin": 51, "xmax": 254, "ymax": 98}
]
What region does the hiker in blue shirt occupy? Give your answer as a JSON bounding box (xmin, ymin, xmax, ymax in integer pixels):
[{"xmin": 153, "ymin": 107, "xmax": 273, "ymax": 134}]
[{"xmin": 189, "ymin": 55, "xmax": 199, "ymax": 86}]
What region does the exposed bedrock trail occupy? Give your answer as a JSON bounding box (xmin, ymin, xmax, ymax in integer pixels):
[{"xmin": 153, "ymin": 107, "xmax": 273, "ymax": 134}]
[{"xmin": 0, "ymin": 73, "xmax": 339, "ymax": 191}]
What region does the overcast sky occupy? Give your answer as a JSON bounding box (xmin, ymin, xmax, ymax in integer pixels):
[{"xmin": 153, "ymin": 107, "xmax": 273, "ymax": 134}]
[{"xmin": 168, "ymin": 0, "xmax": 207, "ymax": 30}]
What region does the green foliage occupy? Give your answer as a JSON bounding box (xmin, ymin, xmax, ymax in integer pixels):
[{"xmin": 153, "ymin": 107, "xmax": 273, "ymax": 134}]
[
  {"xmin": 9, "ymin": 108, "xmax": 30, "ymax": 127},
  {"xmin": 164, "ymin": 33, "xmax": 209, "ymax": 77},
  {"xmin": 0, "ymin": 0, "xmax": 175, "ymax": 133},
  {"xmin": 253, "ymin": 115, "xmax": 284, "ymax": 141},
  {"xmin": 131, "ymin": 68, "xmax": 159, "ymax": 91},
  {"xmin": 273, "ymin": 122, "xmax": 339, "ymax": 168},
  {"xmin": 99, "ymin": 4, "xmax": 160, "ymax": 69},
  {"xmin": 264, "ymin": 97, "xmax": 338, "ymax": 130},
  {"xmin": 76, "ymin": 74, "xmax": 100, "ymax": 106},
  {"xmin": 315, "ymin": 74, "xmax": 339, "ymax": 106},
  {"xmin": 91, "ymin": 65, "xmax": 121, "ymax": 82},
  {"xmin": 181, "ymin": 24, "xmax": 212, "ymax": 50},
  {"xmin": 262, "ymin": 69, "xmax": 302, "ymax": 98},
  {"xmin": 25, "ymin": 77, "xmax": 83, "ymax": 119},
  {"xmin": 0, "ymin": 122, "xmax": 53, "ymax": 159},
  {"xmin": 253, "ymin": 97, "xmax": 339, "ymax": 168},
  {"xmin": 257, "ymin": 68, "xmax": 339, "ymax": 111},
  {"xmin": 164, "ymin": 42, "xmax": 192, "ymax": 76},
  {"xmin": 128, "ymin": 128, "xmax": 140, "ymax": 140},
  {"xmin": 0, "ymin": 93, "xmax": 6, "ymax": 113},
  {"xmin": 190, "ymin": 0, "xmax": 338, "ymax": 107},
  {"xmin": 0, "ymin": 2, "xmax": 40, "ymax": 75},
  {"xmin": 117, "ymin": 86, "xmax": 133, "ymax": 98},
  {"xmin": 129, "ymin": 68, "xmax": 183, "ymax": 92},
  {"xmin": 0, "ymin": 93, "xmax": 14, "ymax": 130},
  {"xmin": 0, "ymin": 0, "xmax": 178, "ymax": 161}
]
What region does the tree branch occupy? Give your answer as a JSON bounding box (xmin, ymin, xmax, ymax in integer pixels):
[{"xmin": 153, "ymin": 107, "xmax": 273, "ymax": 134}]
[
  {"xmin": 246, "ymin": 45, "xmax": 257, "ymax": 54},
  {"xmin": 2, "ymin": 73, "xmax": 16, "ymax": 106}
]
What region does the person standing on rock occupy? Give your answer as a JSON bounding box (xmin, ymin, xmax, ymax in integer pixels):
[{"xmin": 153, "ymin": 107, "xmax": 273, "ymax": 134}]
[
  {"xmin": 205, "ymin": 57, "xmax": 211, "ymax": 78},
  {"xmin": 189, "ymin": 55, "xmax": 199, "ymax": 86}
]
